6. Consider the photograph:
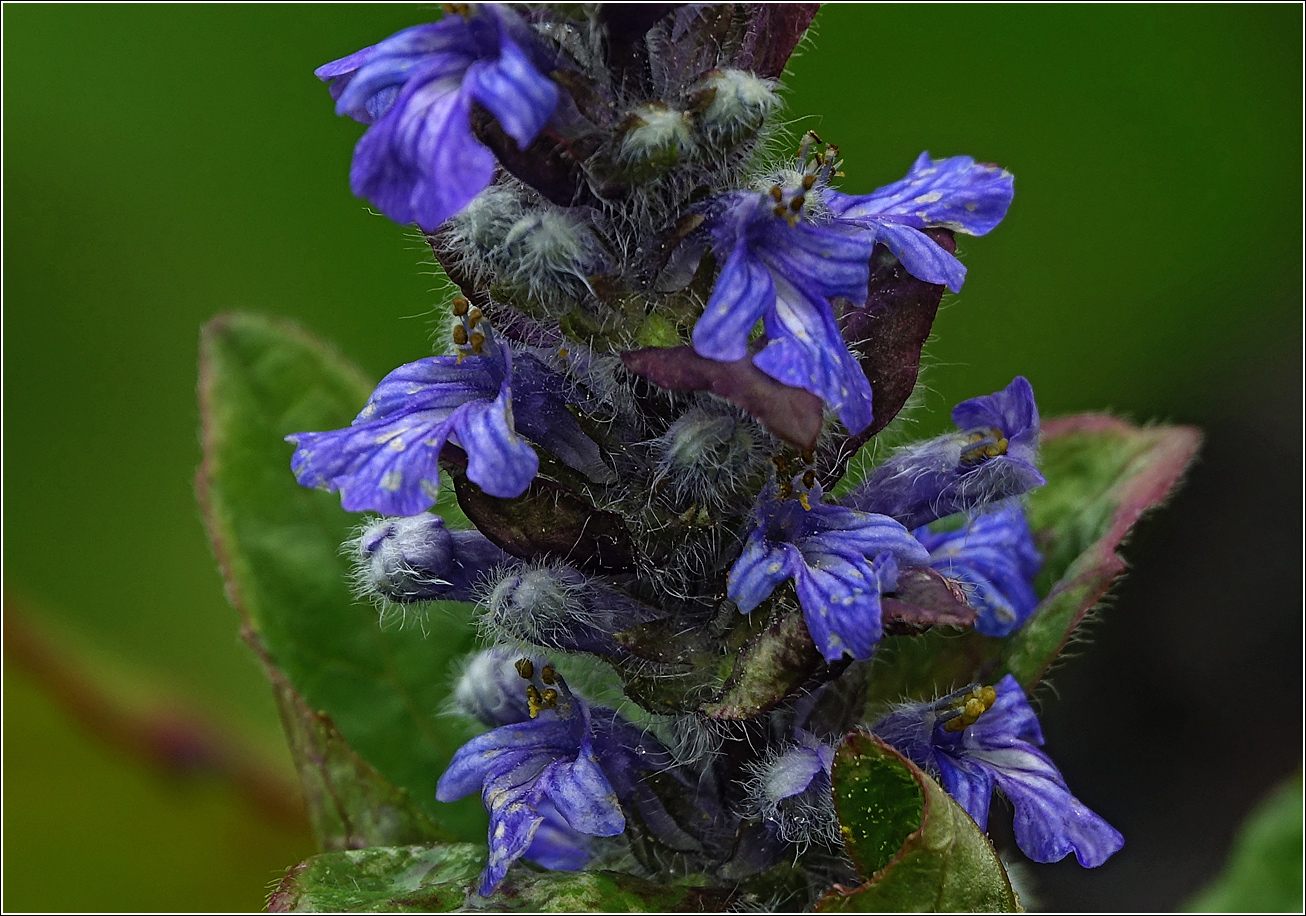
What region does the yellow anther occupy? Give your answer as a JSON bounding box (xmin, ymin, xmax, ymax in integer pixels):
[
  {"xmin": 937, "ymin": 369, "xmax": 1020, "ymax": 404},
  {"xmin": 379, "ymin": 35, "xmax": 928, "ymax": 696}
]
[
  {"xmin": 515, "ymin": 658, "xmax": 535, "ymax": 680},
  {"xmin": 943, "ymin": 685, "xmax": 999, "ymax": 732},
  {"xmin": 468, "ymin": 307, "xmax": 483, "ymax": 328},
  {"xmin": 773, "ymin": 204, "xmax": 788, "ymax": 219},
  {"xmin": 470, "ymin": 331, "xmax": 486, "ymax": 354},
  {"xmin": 540, "ymin": 665, "xmax": 556, "ymax": 685},
  {"xmin": 526, "ymin": 684, "xmax": 543, "ymax": 718},
  {"xmin": 452, "ymin": 324, "xmax": 469, "ymax": 346},
  {"xmin": 797, "ymin": 491, "xmax": 812, "ymax": 511},
  {"xmin": 802, "ymin": 174, "xmax": 816, "ymax": 191},
  {"xmin": 558, "ymin": 348, "xmax": 569, "ymax": 359},
  {"xmin": 769, "ymin": 185, "xmax": 784, "ymax": 201},
  {"xmin": 789, "ymin": 195, "xmax": 805, "ymax": 212},
  {"xmin": 541, "ymin": 688, "xmax": 558, "ymax": 707},
  {"xmin": 451, "ymin": 296, "xmax": 469, "ymax": 316}
]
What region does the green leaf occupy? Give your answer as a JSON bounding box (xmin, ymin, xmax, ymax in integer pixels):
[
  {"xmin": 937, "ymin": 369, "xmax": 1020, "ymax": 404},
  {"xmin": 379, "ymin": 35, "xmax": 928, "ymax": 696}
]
[
  {"xmin": 818, "ymin": 733, "xmax": 1017, "ymax": 913},
  {"xmin": 1185, "ymin": 772, "xmax": 1304, "ymax": 913},
  {"xmin": 198, "ymin": 313, "xmax": 484, "ymax": 844},
  {"xmin": 267, "ymin": 845, "xmax": 737, "ymax": 913},
  {"xmin": 248, "ymin": 630, "xmax": 451, "ymax": 850},
  {"xmin": 866, "ymin": 415, "xmax": 1200, "ymax": 708},
  {"xmin": 267, "ymin": 844, "xmax": 484, "ymax": 913}
]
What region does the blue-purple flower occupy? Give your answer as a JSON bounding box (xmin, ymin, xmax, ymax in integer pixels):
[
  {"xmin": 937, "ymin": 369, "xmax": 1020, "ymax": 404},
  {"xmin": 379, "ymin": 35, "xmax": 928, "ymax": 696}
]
[
  {"xmin": 843, "ymin": 376, "xmax": 1045, "ymax": 530},
  {"xmin": 317, "ymin": 6, "xmax": 559, "ymax": 231},
  {"xmin": 874, "ymin": 675, "xmax": 1124, "ymax": 868},
  {"xmin": 287, "ymin": 317, "xmax": 602, "ymax": 515},
  {"xmin": 436, "ymin": 661, "xmax": 668, "ymax": 895},
  {"xmin": 825, "ymin": 152, "xmax": 1014, "ymax": 293},
  {"xmin": 914, "ymin": 505, "xmax": 1042, "ymax": 638},
  {"xmin": 728, "ymin": 479, "xmax": 930, "ymax": 662},
  {"xmin": 692, "ymin": 186, "xmax": 877, "ymax": 435}
]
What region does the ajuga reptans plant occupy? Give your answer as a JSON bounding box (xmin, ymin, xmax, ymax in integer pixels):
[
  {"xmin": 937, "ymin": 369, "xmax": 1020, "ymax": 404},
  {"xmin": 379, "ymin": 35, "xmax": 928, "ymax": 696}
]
[{"xmin": 245, "ymin": 4, "xmax": 1196, "ymax": 910}]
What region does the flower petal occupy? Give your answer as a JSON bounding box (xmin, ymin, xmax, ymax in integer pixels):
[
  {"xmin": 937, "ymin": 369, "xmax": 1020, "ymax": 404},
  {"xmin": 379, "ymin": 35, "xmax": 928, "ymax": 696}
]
[
  {"xmin": 874, "ymin": 221, "xmax": 968, "ymax": 293},
  {"xmin": 827, "ymin": 152, "xmax": 1014, "ymax": 237},
  {"xmin": 466, "ymin": 30, "xmax": 558, "ymax": 147},
  {"xmin": 693, "ymin": 244, "xmax": 775, "ymax": 363},
  {"xmin": 452, "ymin": 390, "xmax": 539, "ymax": 499},
  {"xmin": 287, "ymin": 410, "xmax": 453, "ymax": 516},
  {"xmin": 727, "ymin": 532, "xmax": 801, "ymax": 614},
  {"xmin": 536, "ymin": 754, "xmax": 626, "ymax": 837}
]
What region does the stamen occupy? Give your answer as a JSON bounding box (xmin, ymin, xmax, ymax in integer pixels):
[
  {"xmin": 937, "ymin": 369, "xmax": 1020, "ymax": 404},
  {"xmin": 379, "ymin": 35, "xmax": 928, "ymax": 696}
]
[
  {"xmin": 773, "ymin": 204, "xmax": 789, "ymax": 219},
  {"xmin": 451, "ymin": 296, "xmax": 469, "ymax": 317},
  {"xmin": 515, "ymin": 658, "xmax": 535, "ymax": 679},
  {"xmin": 769, "ymin": 185, "xmax": 784, "ymax": 201},
  {"xmin": 943, "ymin": 685, "xmax": 998, "ymax": 732},
  {"xmin": 452, "ymin": 324, "xmax": 468, "ymax": 347},
  {"xmin": 802, "ymin": 173, "xmax": 816, "ymax": 191},
  {"xmin": 789, "ymin": 195, "xmax": 805, "ymax": 212},
  {"xmin": 540, "ymin": 665, "xmax": 556, "ymax": 685},
  {"xmin": 469, "ymin": 331, "xmax": 486, "ymax": 354},
  {"xmin": 468, "ymin": 307, "xmax": 483, "ymax": 328}
]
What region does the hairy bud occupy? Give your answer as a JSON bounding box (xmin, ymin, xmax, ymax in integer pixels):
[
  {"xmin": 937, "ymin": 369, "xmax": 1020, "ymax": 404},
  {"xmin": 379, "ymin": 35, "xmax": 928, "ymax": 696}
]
[
  {"xmin": 617, "ymin": 102, "xmax": 694, "ymax": 177},
  {"xmin": 689, "ymin": 68, "xmax": 778, "ymax": 151},
  {"xmin": 653, "ymin": 404, "xmax": 765, "ymax": 509},
  {"xmin": 481, "ymin": 562, "xmax": 657, "ymax": 656},
  {"xmin": 352, "ymin": 514, "xmax": 512, "ymax": 606},
  {"xmin": 744, "ymin": 737, "xmax": 839, "ymax": 849}
]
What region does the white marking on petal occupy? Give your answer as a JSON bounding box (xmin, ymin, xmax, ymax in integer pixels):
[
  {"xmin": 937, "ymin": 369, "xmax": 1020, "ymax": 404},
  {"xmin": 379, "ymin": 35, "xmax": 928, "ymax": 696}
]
[
  {"xmin": 913, "ymin": 191, "xmax": 943, "ymax": 204},
  {"xmin": 381, "ymin": 470, "xmax": 403, "ymax": 491}
]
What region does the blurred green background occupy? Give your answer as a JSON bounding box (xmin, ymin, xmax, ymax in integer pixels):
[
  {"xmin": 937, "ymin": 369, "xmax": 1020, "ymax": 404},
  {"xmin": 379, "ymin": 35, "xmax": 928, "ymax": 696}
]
[{"xmin": 4, "ymin": 4, "xmax": 1300, "ymax": 911}]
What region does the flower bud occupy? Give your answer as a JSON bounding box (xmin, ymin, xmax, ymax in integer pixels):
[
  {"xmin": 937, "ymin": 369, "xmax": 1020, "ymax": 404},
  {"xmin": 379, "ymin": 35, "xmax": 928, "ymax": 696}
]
[
  {"xmin": 654, "ymin": 405, "xmax": 764, "ymax": 508},
  {"xmin": 353, "ymin": 514, "xmax": 512, "ymax": 606},
  {"xmin": 688, "ymin": 68, "xmax": 777, "ymax": 151},
  {"xmin": 616, "ymin": 102, "xmax": 694, "ymax": 178},
  {"xmin": 482, "ymin": 562, "xmax": 656, "ymax": 657}
]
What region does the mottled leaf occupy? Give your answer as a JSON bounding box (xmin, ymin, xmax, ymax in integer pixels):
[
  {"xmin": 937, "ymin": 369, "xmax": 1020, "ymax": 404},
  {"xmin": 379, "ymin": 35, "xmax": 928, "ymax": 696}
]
[
  {"xmin": 818, "ymin": 733, "xmax": 1017, "ymax": 913},
  {"xmin": 700, "ymin": 604, "xmax": 824, "ymax": 720},
  {"xmin": 820, "ymin": 231, "xmax": 954, "ymax": 487},
  {"xmin": 268, "ymin": 843, "xmax": 484, "ymax": 913},
  {"xmin": 268, "ymin": 844, "xmax": 736, "ymax": 913},
  {"xmin": 197, "ymin": 313, "xmax": 484, "ymax": 843},
  {"xmin": 622, "ymin": 345, "xmax": 824, "ymax": 450},
  {"xmin": 865, "ymin": 415, "xmax": 1200, "ymax": 708},
  {"xmin": 248, "ymin": 630, "xmax": 450, "ymax": 850}
]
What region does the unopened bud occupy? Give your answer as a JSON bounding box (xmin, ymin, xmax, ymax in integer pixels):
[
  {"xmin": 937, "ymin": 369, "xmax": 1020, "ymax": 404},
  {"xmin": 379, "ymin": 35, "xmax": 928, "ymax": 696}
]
[
  {"xmin": 689, "ymin": 69, "xmax": 778, "ymax": 151},
  {"xmin": 354, "ymin": 514, "xmax": 512, "ymax": 605}
]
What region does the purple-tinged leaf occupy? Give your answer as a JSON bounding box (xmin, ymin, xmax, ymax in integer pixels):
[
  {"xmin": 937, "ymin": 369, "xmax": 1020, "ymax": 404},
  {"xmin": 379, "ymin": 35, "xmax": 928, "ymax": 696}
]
[
  {"xmin": 817, "ymin": 733, "xmax": 1017, "ymax": 912},
  {"xmin": 736, "ymin": 4, "xmax": 821, "ymax": 78},
  {"xmin": 469, "ymin": 105, "xmax": 600, "ymax": 209},
  {"xmin": 818, "ymin": 229, "xmax": 955, "ymax": 487},
  {"xmin": 862, "ymin": 415, "xmax": 1201, "ymax": 708},
  {"xmin": 881, "ymin": 566, "xmax": 979, "ymax": 636},
  {"xmin": 622, "ymin": 345, "xmax": 824, "ymax": 451},
  {"xmin": 598, "ymin": 4, "xmax": 680, "ymax": 90}
]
